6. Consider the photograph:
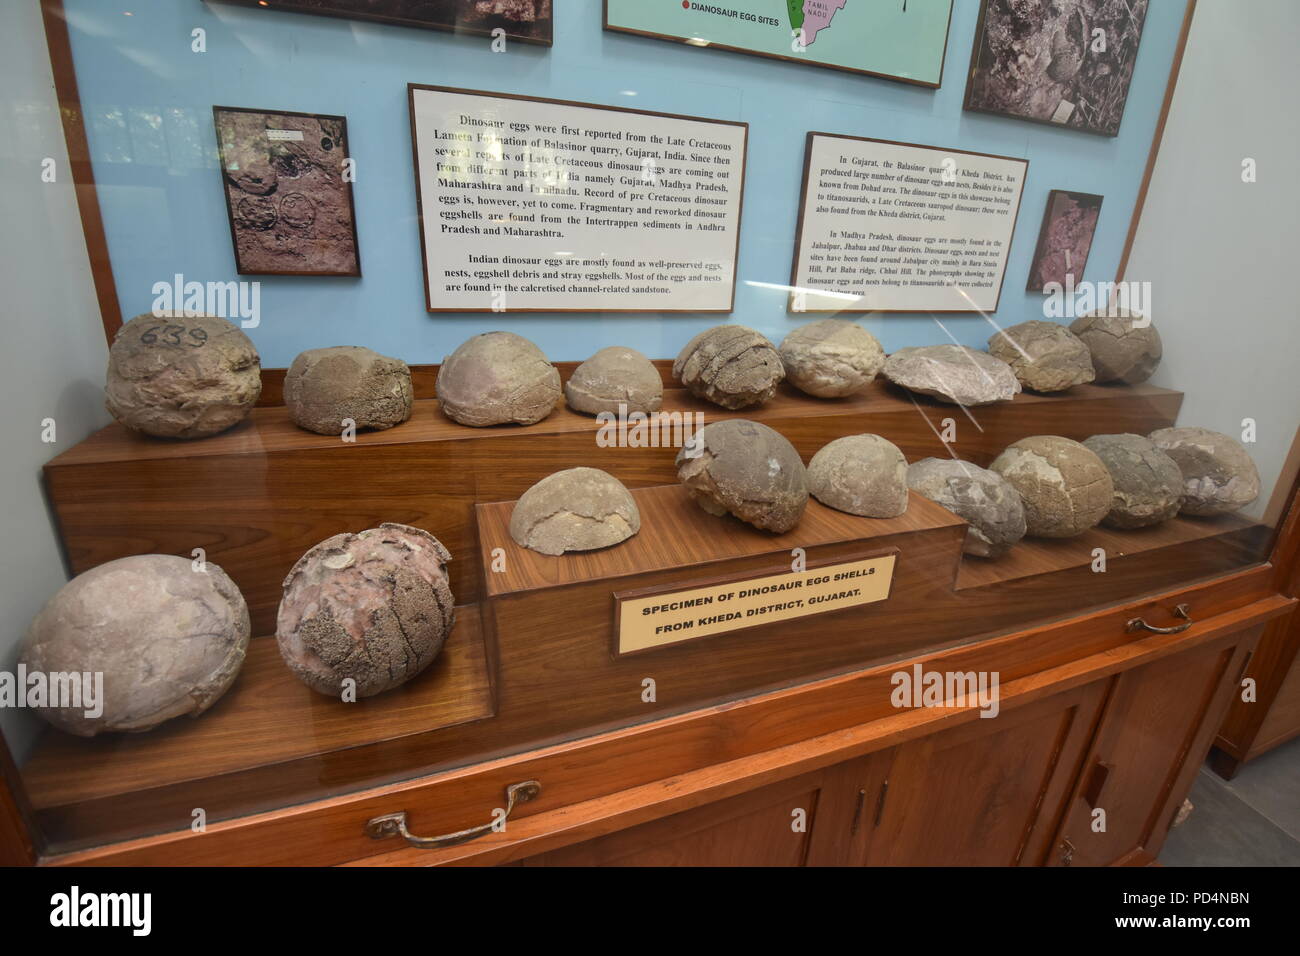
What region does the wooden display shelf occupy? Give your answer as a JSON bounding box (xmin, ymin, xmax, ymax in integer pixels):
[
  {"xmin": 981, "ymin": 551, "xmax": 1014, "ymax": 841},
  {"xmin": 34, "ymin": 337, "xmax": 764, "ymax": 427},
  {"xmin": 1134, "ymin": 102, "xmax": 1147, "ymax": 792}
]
[
  {"xmin": 957, "ymin": 513, "xmax": 1271, "ymax": 590},
  {"xmin": 44, "ymin": 379, "xmax": 1183, "ymax": 635},
  {"xmin": 479, "ymin": 483, "xmax": 965, "ymax": 597},
  {"xmin": 21, "ymin": 606, "xmax": 492, "ymax": 815}
]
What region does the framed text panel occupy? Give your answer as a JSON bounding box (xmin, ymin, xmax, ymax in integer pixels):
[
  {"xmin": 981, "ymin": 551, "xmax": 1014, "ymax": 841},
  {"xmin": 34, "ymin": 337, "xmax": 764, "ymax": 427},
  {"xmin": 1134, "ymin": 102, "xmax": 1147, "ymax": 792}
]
[
  {"xmin": 409, "ymin": 85, "xmax": 748, "ymax": 313},
  {"xmin": 790, "ymin": 132, "xmax": 1028, "ymax": 314}
]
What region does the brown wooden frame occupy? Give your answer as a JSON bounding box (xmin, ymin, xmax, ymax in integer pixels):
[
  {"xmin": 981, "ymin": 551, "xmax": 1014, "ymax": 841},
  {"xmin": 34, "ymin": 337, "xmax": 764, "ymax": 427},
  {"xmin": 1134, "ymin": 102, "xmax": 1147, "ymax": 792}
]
[
  {"xmin": 602, "ymin": 0, "xmax": 954, "ymax": 90},
  {"xmin": 407, "ymin": 83, "xmax": 749, "ymax": 314},
  {"xmin": 212, "ymin": 105, "xmax": 363, "ymax": 277},
  {"xmin": 962, "ymin": 0, "xmax": 1155, "ymax": 138},
  {"xmin": 1025, "ymin": 188, "xmax": 1104, "ymax": 293},
  {"xmin": 208, "ymin": 0, "xmax": 554, "ymax": 46},
  {"xmin": 787, "ymin": 131, "xmax": 1028, "ymax": 314}
]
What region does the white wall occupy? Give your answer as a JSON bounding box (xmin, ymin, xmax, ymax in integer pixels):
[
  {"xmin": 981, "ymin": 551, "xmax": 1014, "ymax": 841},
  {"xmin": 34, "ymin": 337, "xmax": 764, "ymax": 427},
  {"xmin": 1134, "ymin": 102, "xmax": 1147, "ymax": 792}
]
[
  {"xmin": 0, "ymin": 2, "xmax": 111, "ymax": 761},
  {"xmin": 1128, "ymin": 0, "xmax": 1300, "ymax": 521}
]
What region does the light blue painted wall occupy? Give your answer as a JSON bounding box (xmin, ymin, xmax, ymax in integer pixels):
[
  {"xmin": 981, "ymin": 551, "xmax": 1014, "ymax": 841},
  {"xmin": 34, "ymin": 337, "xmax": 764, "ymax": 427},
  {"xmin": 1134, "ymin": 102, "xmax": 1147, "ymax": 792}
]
[{"xmin": 65, "ymin": 0, "xmax": 1187, "ymax": 368}]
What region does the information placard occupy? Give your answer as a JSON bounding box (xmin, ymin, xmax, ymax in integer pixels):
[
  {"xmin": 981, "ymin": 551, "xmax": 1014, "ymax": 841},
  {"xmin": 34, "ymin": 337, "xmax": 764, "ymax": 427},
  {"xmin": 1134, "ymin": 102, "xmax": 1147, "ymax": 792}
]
[
  {"xmin": 790, "ymin": 133, "xmax": 1028, "ymax": 314},
  {"xmin": 409, "ymin": 85, "xmax": 747, "ymax": 313},
  {"xmin": 615, "ymin": 553, "xmax": 896, "ymax": 655}
]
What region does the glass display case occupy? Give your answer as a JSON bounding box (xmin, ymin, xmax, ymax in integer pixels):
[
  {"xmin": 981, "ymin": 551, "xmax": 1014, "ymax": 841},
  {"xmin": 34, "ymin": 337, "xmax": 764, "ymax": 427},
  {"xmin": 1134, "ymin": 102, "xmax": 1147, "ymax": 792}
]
[{"xmin": 2, "ymin": 0, "xmax": 1296, "ymax": 868}]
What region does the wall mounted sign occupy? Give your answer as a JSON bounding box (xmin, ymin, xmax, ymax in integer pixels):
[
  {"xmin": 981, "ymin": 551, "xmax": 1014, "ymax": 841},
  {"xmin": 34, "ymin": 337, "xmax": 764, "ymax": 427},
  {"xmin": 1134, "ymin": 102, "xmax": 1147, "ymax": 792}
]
[
  {"xmin": 789, "ymin": 132, "xmax": 1028, "ymax": 313},
  {"xmin": 213, "ymin": 106, "xmax": 361, "ymax": 277},
  {"xmin": 409, "ymin": 85, "xmax": 747, "ymax": 313},
  {"xmin": 605, "ymin": 0, "xmax": 954, "ymax": 88},
  {"xmin": 210, "ymin": 0, "xmax": 554, "ymax": 45},
  {"xmin": 615, "ymin": 552, "xmax": 896, "ymax": 655},
  {"xmin": 964, "ymin": 0, "xmax": 1149, "ymax": 137},
  {"xmin": 1026, "ymin": 189, "xmax": 1103, "ymax": 292}
]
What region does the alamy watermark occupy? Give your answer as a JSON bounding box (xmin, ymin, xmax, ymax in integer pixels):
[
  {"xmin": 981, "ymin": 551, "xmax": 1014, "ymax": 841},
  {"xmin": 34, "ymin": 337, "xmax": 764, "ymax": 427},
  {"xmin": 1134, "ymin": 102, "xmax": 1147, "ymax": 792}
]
[
  {"xmin": 890, "ymin": 664, "xmax": 1000, "ymax": 718},
  {"xmin": 1043, "ymin": 277, "xmax": 1151, "ymax": 322},
  {"xmin": 151, "ymin": 273, "xmax": 260, "ymax": 328},
  {"xmin": 0, "ymin": 665, "xmax": 102, "ymax": 719},
  {"xmin": 595, "ymin": 403, "xmax": 704, "ymax": 452}
]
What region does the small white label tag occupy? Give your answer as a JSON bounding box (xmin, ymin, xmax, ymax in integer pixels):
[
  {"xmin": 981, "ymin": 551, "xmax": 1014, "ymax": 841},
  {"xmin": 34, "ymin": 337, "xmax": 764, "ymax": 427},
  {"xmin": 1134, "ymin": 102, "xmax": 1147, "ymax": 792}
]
[
  {"xmin": 266, "ymin": 128, "xmax": 304, "ymax": 141},
  {"xmin": 1051, "ymin": 100, "xmax": 1075, "ymax": 124}
]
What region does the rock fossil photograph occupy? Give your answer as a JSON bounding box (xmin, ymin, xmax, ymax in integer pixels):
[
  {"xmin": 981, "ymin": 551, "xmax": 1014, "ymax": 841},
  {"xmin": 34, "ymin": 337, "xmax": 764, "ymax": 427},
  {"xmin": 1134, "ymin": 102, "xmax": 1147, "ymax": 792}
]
[
  {"xmin": 209, "ymin": 0, "xmax": 553, "ymax": 44},
  {"xmin": 964, "ymin": 0, "xmax": 1149, "ymax": 136},
  {"xmin": 1026, "ymin": 188, "xmax": 1103, "ymax": 291},
  {"xmin": 213, "ymin": 106, "xmax": 361, "ymax": 276}
]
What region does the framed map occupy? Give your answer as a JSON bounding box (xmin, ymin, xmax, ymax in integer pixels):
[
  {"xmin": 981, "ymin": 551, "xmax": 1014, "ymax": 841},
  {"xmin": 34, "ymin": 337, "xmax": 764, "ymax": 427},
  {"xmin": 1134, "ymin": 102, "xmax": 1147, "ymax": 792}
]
[{"xmin": 604, "ymin": 0, "xmax": 954, "ymax": 88}]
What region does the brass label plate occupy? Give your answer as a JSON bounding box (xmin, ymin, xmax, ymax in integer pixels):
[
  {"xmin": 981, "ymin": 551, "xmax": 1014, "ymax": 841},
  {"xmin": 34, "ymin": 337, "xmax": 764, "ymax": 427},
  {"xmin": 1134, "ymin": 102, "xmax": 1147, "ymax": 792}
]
[{"xmin": 615, "ymin": 554, "xmax": 896, "ymax": 655}]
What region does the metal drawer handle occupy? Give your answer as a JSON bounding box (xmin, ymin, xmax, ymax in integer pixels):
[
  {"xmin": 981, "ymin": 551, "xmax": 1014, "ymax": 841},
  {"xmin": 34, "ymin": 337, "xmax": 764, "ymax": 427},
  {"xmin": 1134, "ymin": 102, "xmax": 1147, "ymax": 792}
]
[
  {"xmin": 365, "ymin": 780, "xmax": 541, "ymax": 850},
  {"xmin": 1126, "ymin": 603, "xmax": 1193, "ymax": 635}
]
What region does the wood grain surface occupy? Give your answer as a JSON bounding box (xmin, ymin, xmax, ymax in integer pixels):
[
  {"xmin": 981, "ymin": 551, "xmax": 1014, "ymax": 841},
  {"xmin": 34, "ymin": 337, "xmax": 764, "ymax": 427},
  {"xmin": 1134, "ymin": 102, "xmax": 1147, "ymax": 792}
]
[
  {"xmin": 22, "ymin": 606, "xmax": 492, "ymax": 811},
  {"xmin": 44, "ymin": 380, "xmax": 1184, "ymax": 636}
]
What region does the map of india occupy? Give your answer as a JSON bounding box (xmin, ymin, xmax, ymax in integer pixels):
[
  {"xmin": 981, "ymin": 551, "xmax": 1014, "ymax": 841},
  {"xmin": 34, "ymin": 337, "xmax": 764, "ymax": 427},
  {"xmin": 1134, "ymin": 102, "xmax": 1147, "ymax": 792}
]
[{"xmin": 789, "ymin": 0, "xmax": 848, "ymax": 44}]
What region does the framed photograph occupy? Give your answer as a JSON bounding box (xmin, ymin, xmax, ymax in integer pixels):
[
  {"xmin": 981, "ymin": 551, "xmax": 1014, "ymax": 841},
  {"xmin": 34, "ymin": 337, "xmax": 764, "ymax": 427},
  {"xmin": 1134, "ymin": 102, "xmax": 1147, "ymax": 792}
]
[
  {"xmin": 213, "ymin": 106, "xmax": 361, "ymax": 277},
  {"xmin": 408, "ymin": 84, "xmax": 747, "ymax": 313},
  {"xmin": 208, "ymin": 0, "xmax": 553, "ymax": 45},
  {"xmin": 604, "ymin": 0, "xmax": 953, "ymax": 89},
  {"xmin": 789, "ymin": 132, "xmax": 1028, "ymax": 314},
  {"xmin": 1026, "ymin": 189, "xmax": 1103, "ymax": 292},
  {"xmin": 964, "ymin": 0, "xmax": 1149, "ymax": 137}
]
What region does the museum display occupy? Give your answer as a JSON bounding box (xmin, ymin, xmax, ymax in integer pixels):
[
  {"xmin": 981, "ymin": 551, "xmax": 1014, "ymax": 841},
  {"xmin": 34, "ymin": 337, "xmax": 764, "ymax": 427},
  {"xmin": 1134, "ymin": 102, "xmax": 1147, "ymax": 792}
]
[
  {"xmin": 509, "ymin": 467, "xmax": 641, "ymax": 556},
  {"xmin": 409, "ymin": 85, "xmax": 746, "ymax": 313},
  {"xmin": 12, "ymin": 0, "xmax": 1300, "ymax": 880},
  {"xmin": 18, "ymin": 554, "xmax": 250, "ymax": 737},
  {"xmin": 791, "ymin": 133, "xmax": 1028, "ymax": 314},
  {"xmin": 1149, "ymin": 427, "xmax": 1262, "ymax": 517},
  {"xmin": 209, "ymin": 0, "xmax": 554, "ymax": 45},
  {"xmin": 284, "ymin": 346, "xmax": 413, "ymax": 435},
  {"xmin": 989, "ymin": 435, "xmax": 1114, "ymax": 537},
  {"xmin": 1026, "ymin": 190, "xmax": 1104, "ymax": 291},
  {"xmin": 987, "ymin": 319, "xmax": 1095, "ymax": 393},
  {"xmin": 673, "ymin": 325, "xmax": 785, "ymax": 410},
  {"xmin": 564, "ymin": 346, "xmax": 663, "ymax": 416},
  {"xmin": 1082, "ymin": 433, "xmax": 1184, "ymax": 529},
  {"xmin": 604, "ymin": 0, "xmax": 954, "ymax": 88},
  {"xmin": 276, "ymin": 524, "xmax": 455, "ymax": 698},
  {"xmin": 807, "ymin": 435, "xmax": 909, "ymax": 519},
  {"xmin": 435, "ymin": 331, "xmax": 561, "ymax": 426},
  {"xmin": 964, "ymin": 0, "xmax": 1150, "ymax": 137},
  {"xmin": 778, "ymin": 319, "xmax": 886, "ymax": 398},
  {"xmin": 105, "ymin": 312, "xmax": 262, "ymax": 439},
  {"xmin": 1069, "ymin": 308, "xmax": 1162, "ymax": 383},
  {"xmin": 213, "ymin": 106, "xmax": 361, "ymax": 277},
  {"xmin": 675, "ymin": 420, "xmax": 808, "ymax": 533},
  {"xmin": 906, "ymin": 458, "xmax": 1027, "ymax": 558},
  {"xmin": 883, "ymin": 345, "xmax": 1021, "ymax": 406}
]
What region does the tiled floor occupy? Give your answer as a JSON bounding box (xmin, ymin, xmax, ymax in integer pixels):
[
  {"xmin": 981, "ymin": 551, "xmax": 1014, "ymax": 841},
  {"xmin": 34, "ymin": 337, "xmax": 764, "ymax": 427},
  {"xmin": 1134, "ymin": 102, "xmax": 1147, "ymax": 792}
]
[{"xmin": 1159, "ymin": 736, "xmax": 1300, "ymax": 866}]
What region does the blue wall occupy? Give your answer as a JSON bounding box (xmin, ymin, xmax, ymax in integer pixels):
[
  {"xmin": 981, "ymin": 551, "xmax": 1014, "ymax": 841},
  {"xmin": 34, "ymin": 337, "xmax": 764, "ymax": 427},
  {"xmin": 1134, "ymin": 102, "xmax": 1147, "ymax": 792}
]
[{"xmin": 65, "ymin": 0, "xmax": 1187, "ymax": 367}]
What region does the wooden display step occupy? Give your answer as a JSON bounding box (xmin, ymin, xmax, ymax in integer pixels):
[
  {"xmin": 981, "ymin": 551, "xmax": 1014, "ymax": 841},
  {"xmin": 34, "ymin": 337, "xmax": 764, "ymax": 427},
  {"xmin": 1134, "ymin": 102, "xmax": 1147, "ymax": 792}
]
[
  {"xmin": 21, "ymin": 606, "xmax": 492, "ymax": 822},
  {"xmin": 44, "ymin": 379, "xmax": 1183, "ymax": 634},
  {"xmin": 956, "ymin": 512, "xmax": 1270, "ymax": 590}
]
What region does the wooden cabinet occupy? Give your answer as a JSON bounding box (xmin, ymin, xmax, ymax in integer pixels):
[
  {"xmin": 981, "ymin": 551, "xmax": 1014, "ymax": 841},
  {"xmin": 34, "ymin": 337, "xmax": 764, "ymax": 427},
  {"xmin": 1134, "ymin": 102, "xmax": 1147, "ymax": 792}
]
[
  {"xmin": 508, "ymin": 627, "xmax": 1262, "ymax": 868},
  {"xmin": 860, "ymin": 684, "xmax": 1105, "ymax": 867},
  {"xmin": 6, "ymin": 362, "xmax": 1297, "ymax": 867},
  {"xmin": 518, "ymin": 757, "xmax": 886, "ymax": 867},
  {"xmin": 1048, "ymin": 632, "xmax": 1258, "ymax": 867}
]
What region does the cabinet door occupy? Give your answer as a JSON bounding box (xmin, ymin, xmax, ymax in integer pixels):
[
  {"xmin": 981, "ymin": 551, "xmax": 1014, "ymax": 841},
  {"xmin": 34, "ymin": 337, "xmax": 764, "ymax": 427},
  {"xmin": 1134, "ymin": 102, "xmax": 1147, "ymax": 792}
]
[
  {"xmin": 517, "ymin": 755, "xmax": 887, "ymax": 867},
  {"xmin": 861, "ymin": 682, "xmax": 1107, "ymax": 867},
  {"xmin": 1047, "ymin": 629, "xmax": 1260, "ymax": 867}
]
